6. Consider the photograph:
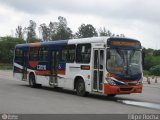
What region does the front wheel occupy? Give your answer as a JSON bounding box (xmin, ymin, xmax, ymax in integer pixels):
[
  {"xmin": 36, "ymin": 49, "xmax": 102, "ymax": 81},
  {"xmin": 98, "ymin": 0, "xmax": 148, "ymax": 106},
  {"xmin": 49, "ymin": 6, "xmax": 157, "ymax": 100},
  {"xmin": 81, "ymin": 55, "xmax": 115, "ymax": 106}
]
[{"xmin": 76, "ymin": 79, "xmax": 88, "ymax": 96}]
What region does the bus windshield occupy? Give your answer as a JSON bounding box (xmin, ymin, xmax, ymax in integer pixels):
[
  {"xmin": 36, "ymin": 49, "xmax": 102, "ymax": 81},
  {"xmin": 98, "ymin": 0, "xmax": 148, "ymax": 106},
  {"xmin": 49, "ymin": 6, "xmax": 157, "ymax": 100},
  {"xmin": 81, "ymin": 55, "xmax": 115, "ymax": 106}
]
[{"xmin": 107, "ymin": 49, "xmax": 142, "ymax": 76}]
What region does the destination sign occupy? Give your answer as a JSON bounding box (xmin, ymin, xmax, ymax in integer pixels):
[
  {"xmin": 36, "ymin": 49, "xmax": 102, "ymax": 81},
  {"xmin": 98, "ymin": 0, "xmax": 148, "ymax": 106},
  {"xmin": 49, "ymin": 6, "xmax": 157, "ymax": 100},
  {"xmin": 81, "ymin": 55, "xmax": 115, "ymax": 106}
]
[
  {"xmin": 107, "ymin": 38, "xmax": 141, "ymax": 49},
  {"xmin": 111, "ymin": 41, "xmax": 137, "ymax": 47}
]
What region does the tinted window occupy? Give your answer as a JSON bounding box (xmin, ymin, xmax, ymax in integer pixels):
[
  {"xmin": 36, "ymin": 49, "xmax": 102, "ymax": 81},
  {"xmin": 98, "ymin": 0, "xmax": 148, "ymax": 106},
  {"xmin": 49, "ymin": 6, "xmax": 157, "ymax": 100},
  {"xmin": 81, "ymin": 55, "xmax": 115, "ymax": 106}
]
[
  {"xmin": 61, "ymin": 46, "xmax": 68, "ymax": 62},
  {"xmin": 29, "ymin": 47, "xmax": 39, "ymax": 61},
  {"xmin": 15, "ymin": 48, "xmax": 23, "ymax": 57},
  {"xmin": 61, "ymin": 45, "xmax": 76, "ymax": 63},
  {"xmin": 68, "ymin": 45, "xmax": 76, "ymax": 62},
  {"xmin": 15, "ymin": 48, "xmax": 23, "ymax": 62},
  {"xmin": 39, "ymin": 47, "xmax": 48, "ymax": 61},
  {"xmin": 76, "ymin": 44, "xmax": 91, "ymax": 63}
]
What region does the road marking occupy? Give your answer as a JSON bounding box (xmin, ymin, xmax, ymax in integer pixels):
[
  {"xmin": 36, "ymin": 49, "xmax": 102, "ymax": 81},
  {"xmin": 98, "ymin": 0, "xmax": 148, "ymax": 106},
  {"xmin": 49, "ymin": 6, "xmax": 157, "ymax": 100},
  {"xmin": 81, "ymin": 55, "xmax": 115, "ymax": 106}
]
[{"xmin": 118, "ymin": 100, "xmax": 160, "ymax": 110}]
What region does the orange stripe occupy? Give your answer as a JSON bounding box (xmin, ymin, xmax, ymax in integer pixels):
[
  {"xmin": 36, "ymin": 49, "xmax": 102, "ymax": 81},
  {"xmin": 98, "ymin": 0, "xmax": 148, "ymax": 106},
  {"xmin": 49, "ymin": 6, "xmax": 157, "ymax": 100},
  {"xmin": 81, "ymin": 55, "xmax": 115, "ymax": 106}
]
[
  {"xmin": 30, "ymin": 42, "xmax": 41, "ymax": 47},
  {"xmin": 35, "ymin": 70, "xmax": 50, "ymax": 75},
  {"xmin": 35, "ymin": 70, "xmax": 65, "ymax": 75},
  {"xmin": 57, "ymin": 70, "xmax": 65, "ymax": 75},
  {"xmin": 29, "ymin": 61, "xmax": 39, "ymax": 68}
]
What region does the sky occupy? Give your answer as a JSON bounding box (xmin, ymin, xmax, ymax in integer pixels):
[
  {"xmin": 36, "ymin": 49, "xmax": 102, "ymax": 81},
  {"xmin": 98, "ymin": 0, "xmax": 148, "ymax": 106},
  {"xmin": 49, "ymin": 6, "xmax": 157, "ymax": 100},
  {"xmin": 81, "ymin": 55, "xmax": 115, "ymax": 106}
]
[{"xmin": 0, "ymin": 0, "xmax": 160, "ymax": 49}]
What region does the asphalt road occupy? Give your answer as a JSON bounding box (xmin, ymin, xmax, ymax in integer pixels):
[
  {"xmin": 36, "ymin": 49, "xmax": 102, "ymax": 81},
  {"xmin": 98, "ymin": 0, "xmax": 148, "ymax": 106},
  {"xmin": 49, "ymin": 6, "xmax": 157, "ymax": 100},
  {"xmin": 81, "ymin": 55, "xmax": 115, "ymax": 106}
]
[{"xmin": 0, "ymin": 70, "xmax": 160, "ymax": 114}]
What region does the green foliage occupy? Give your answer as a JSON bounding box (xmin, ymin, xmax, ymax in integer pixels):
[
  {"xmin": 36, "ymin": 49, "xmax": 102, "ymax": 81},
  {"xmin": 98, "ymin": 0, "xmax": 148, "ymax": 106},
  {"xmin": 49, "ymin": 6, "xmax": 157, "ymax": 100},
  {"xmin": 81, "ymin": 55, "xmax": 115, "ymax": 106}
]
[
  {"xmin": 25, "ymin": 20, "xmax": 37, "ymax": 40},
  {"xmin": 153, "ymin": 50, "xmax": 160, "ymax": 56},
  {"xmin": 39, "ymin": 23, "xmax": 51, "ymax": 40},
  {"xmin": 0, "ymin": 63, "xmax": 12, "ymax": 70},
  {"xmin": 40, "ymin": 16, "xmax": 73, "ymax": 41},
  {"xmin": 143, "ymin": 70, "xmax": 151, "ymax": 76},
  {"xmin": 76, "ymin": 24, "xmax": 98, "ymax": 38},
  {"xmin": 99, "ymin": 27, "xmax": 112, "ymax": 36},
  {"xmin": 15, "ymin": 25, "xmax": 24, "ymax": 39},
  {"xmin": 149, "ymin": 65, "xmax": 160, "ymax": 76},
  {"xmin": 48, "ymin": 16, "xmax": 73, "ymax": 40},
  {"xmin": 144, "ymin": 48, "xmax": 154, "ymax": 56},
  {"xmin": 27, "ymin": 38, "xmax": 41, "ymax": 43},
  {"xmin": 0, "ymin": 36, "xmax": 25, "ymax": 63},
  {"xmin": 143, "ymin": 48, "xmax": 160, "ymax": 76},
  {"xmin": 144, "ymin": 55, "xmax": 160, "ymax": 70},
  {"xmin": 143, "ymin": 48, "xmax": 160, "ymax": 71}
]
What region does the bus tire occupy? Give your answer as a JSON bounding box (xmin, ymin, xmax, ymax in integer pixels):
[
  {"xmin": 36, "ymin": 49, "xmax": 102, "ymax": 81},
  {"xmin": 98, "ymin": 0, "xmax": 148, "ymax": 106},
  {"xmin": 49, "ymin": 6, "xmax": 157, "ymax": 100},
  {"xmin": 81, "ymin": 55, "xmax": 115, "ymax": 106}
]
[
  {"xmin": 76, "ymin": 79, "xmax": 88, "ymax": 96},
  {"xmin": 107, "ymin": 94, "xmax": 116, "ymax": 97},
  {"xmin": 29, "ymin": 74, "xmax": 38, "ymax": 88}
]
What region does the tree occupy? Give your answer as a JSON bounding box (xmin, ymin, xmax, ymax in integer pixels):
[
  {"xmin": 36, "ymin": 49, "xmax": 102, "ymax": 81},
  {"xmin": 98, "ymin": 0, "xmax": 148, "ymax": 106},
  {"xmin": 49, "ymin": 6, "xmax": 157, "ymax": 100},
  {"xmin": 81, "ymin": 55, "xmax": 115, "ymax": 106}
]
[
  {"xmin": 145, "ymin": 48, "xmax": 154, "ymax": 56},
  {"xmin": 55, "ymin": 16, "xmax": 72, "ymax": 40},
  {"xmin": 39, "ymin": 23, "xmax": 51, "ymax": 41},
  {"xmin": 150, "ymin": 65, "xmax": 160, "ymax": 76},
  {"xmin": 49, "ymin": 16, "xmax": 73, "ymax": 40},
  {"xmin": 76, "ymin": 24, "xmax": 98, "ymax": 38},
  {"xmin": 143, "ymin": 48, "xmax": 160, "ymax": 71},
  {"xmin": 144, "ymin": 55, "xmax": 154, "ymax": 70},
  {"xmin": 0, "ymin": 37, "xmax": 25, "ymax": 63},
  {"xmin": 25, "ymin": 20, "xmax": 37, "ymax": 42},
  {"xmin": 120, "ymin": 34, "xmax": 125, "ymax": 37},
  {"xmin": 99, "ymin": 27, "xmax": 112, "ymax": 36},
  {"xmin": 153, "ymin": 50, "xmax": 160, "ymax": 56},
  {"xmin": 49, "ymin": 21, "xmax": 58, "ymax": 40},
  {"xmin": 15, "ymin": 25, "xmax": 24, "ymax": 39}
]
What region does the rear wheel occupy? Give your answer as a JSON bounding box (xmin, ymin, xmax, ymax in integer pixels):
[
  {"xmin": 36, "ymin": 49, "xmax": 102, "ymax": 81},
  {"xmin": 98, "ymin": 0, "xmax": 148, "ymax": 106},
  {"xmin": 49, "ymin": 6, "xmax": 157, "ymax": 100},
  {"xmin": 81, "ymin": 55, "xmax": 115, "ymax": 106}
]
[
  {"xmin": 76, "ymin": 79, "xmax": 88, "ymax": 96},
  {"xmin": 29, "ymin": 74, "xmax": 40, "ymax": 88}
]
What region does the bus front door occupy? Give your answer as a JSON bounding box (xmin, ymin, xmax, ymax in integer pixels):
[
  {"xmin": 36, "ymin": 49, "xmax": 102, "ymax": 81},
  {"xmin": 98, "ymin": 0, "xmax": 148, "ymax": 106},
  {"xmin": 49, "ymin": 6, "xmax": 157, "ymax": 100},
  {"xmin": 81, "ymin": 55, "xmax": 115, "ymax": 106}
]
[
  {"xmin": 93, "ymin": 49, "xmax": 104, "ymax": 92},
  {"xmin": 50, "ymin": 51, "xmax": 59, "ymax": 86},
  {"xmin": 22, "ymin": 51, "xmax": 27, "ymax": 80}
]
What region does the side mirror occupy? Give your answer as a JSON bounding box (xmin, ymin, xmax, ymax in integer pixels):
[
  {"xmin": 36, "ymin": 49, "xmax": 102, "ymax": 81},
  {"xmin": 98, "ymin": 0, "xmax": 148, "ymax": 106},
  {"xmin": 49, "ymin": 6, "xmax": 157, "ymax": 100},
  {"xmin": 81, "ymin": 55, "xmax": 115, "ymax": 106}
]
[{"xmin": 107, "ymin": 49, "xmax": 111, "ymax": 59}]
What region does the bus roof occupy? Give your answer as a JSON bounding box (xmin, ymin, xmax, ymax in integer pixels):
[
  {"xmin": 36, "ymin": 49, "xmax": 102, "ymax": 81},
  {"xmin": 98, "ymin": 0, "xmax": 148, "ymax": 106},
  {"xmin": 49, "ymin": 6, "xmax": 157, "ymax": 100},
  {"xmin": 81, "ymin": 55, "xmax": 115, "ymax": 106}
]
[{"xmin": 15, "ymin": 36, "xmax": 141, "ymax": 49}]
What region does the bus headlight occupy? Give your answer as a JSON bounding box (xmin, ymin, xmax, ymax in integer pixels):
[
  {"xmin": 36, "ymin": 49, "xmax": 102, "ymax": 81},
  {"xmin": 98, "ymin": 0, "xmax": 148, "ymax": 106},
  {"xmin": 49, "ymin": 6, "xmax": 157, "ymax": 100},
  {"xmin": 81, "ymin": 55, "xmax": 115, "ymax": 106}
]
[{"xmin": 106, "ymin": 78, "xmax": 117, "ymax": 86}]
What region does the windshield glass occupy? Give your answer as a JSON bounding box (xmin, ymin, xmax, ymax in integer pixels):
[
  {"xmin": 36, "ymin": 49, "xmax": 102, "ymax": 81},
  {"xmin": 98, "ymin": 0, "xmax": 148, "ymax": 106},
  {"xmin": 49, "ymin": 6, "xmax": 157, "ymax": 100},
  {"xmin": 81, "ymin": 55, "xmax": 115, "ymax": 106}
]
[{"xmin": 107, "ymin": 49, "xmax": 142, "ymax": 76}]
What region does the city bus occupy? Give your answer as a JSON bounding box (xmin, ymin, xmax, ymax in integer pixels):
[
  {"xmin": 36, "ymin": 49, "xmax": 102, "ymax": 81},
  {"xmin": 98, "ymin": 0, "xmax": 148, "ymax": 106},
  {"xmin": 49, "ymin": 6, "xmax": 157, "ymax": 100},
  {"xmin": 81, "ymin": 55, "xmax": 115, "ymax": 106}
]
[{"xmin": 13, "ymin": 37, "xmax": 143, "ymax": 97}]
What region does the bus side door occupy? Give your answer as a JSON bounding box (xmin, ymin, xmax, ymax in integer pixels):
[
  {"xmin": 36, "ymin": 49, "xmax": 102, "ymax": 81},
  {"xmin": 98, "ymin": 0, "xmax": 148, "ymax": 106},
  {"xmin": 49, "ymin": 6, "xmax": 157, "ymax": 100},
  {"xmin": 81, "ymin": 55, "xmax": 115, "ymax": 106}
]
[
  {"xmin": 22, "ymin": 51, "xmax": 27, "ymax": 80},
  {"xmin": 93, "ymin": 49, "xmax": 104, "ymax": 92},
  {"xmin": 50, "ymin": 50, "xmax": 59, "ymax": 86}
]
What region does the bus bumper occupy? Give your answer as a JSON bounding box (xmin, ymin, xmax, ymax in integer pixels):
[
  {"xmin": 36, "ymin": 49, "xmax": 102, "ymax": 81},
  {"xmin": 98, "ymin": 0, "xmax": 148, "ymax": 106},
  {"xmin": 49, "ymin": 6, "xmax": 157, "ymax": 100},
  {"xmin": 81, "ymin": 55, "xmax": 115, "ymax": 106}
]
[{"xmin": 104, "ymin": 83, "xmax": 143, "ymax": 95}]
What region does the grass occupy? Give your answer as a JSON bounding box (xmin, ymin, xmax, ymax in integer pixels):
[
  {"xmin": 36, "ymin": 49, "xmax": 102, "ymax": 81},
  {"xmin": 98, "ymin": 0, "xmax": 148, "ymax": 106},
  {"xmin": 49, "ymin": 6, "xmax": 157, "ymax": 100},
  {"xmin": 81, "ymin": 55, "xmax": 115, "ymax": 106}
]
[
  {"xmin": 143, "ymin": 70, "xmax": 151, "ymax": 76},
  {"xmin": 0, "ymin": 63, "xmax": 13, "ymax": 70}
]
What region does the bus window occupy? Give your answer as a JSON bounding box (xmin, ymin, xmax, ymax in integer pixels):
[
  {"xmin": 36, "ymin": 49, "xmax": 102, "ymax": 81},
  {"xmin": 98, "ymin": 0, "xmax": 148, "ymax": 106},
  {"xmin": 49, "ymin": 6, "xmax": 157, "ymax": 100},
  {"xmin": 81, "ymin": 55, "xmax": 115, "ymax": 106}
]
[
  {"xmin": 29, "ymin": 47, "xmax": 39, "ymax": 61},
  {"xmin": 61, "ymin": 46, "xmax": 68, "ymax": 62},
  {"xmin": 39, "ymin": 47, "xmax": 48, "ymax": 61},
  {"xmin": 76, "ymin": 44, "xmax": 91, "ymax": 63},
  {"xmin": 67, "ymin": 45, "xmax": 75, "ymax": 63},
  {"xmin": 61, "ymin": 45, "xmax": 75, "ymax": 63},
  {"xmin": 15, "ymin": 48, "xmax": 23, "ymax": 62}
]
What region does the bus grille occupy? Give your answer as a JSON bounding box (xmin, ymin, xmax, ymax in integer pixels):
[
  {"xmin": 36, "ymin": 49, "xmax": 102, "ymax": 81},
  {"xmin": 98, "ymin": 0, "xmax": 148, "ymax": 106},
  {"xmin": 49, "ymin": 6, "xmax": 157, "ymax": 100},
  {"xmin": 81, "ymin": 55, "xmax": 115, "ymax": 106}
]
[
  {"xmin": 127, "ymin": 83, "xmax": 137, "ymax": 86},
  {"xmin": 120, "ymin": 88, "xmax": 132, "ymax": 91}
]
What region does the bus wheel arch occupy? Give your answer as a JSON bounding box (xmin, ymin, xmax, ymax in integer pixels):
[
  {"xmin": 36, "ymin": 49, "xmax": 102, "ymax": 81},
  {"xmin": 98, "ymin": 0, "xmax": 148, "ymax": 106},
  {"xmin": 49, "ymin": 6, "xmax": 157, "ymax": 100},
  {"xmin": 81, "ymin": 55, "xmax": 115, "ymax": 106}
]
[
  {"xmin": 74, "ymin": 76, "xmax": 88, "ymax": 96},
  {"xmin": 29, "ymin": 72, "xmax": 41, "ymax": 88}
]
